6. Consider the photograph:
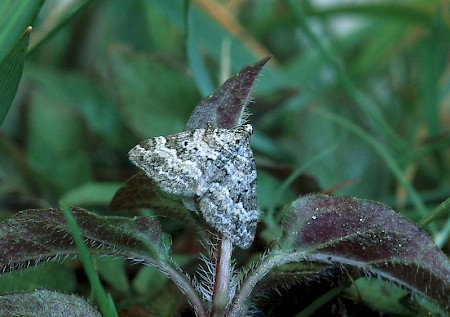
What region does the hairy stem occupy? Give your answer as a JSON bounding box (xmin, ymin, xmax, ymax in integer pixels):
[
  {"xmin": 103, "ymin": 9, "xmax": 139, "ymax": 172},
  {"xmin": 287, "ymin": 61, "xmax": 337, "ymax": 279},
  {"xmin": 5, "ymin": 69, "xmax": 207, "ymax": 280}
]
[
  {"xmin": 229, "ymin": 251, "xmax": 308, "ymax": 317},
  {"xmin": 211, "ymin": 237, "xmax": 233, "ymax": 317},
  {"xmin": 150, "ymin": 259, "xmax": 208, "ymax": 317}
]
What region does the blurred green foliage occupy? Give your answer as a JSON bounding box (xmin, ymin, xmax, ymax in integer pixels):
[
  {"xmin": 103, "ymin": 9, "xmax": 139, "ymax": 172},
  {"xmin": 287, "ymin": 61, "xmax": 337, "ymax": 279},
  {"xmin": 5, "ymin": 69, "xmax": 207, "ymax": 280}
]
[{"xmin": 0, "ymin": 0, "xmax": 449, "ymax": 315}]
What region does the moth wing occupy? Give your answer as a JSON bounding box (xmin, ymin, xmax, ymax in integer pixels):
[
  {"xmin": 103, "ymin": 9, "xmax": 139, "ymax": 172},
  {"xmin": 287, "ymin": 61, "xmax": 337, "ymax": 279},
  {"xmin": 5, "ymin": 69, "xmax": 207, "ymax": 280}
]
[
  {"xmin": 128, "ymin": 133, "xmax": 203, "ymax": 197},
  {"xmin": 199, "ymin": 183, "xmax": 258, "ymax": 249}
]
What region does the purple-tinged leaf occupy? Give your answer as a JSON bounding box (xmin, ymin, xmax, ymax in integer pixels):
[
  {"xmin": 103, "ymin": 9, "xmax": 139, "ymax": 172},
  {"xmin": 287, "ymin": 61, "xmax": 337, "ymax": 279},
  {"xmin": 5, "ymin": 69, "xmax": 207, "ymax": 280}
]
[
  {"xmin": 0, "ymin": 289, "xmax": 101, "ymax": 317},
  {"xmin": 0, "ymin": 206, "xmax": 167, "ymax": 272},
  {"xmin": 0, "ymin": 208, "xmax": 208, "ymax": 315},
  {"xmin": 280, "ymin": 194, "xmax": 450, "ymax": 310},
  {"xmin": 109, "ymin": 173, "xmax": 195, "ymax": 224},
  {"xmin": 186, "ymin": 57, "xmax": 271, "ymax": 130}
]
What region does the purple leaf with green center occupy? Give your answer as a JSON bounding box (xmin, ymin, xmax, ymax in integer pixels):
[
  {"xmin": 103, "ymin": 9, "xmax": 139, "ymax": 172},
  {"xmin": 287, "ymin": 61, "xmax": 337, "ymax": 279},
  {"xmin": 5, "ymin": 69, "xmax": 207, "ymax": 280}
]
[
  {"xmin": 280, "ymin": 194, "xmax": 450, "ymax": 310},
  {"xmin": 186, "ymin": 56, "xmax": 270, "ymax": 130}
]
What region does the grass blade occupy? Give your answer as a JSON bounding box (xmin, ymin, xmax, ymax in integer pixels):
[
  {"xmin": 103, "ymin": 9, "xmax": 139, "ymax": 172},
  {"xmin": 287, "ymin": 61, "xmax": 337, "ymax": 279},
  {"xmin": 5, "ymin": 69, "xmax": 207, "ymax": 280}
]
[{"xmin": 59, "ymin": 202, "xmax": 118, "ymax": 317}]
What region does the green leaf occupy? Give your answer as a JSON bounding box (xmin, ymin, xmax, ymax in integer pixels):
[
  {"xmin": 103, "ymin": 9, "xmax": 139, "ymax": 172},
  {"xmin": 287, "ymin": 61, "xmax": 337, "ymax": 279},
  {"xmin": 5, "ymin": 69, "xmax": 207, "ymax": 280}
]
[
  {"xmin": 133, "ymin": 266, "xmax": 168, "ymax": 297},
  {"xmin": 28, "ymin": 0, "xmax": 95, "ymax": 54},
  {"xmin": 96, "ymin": 257, "xmax": 130, "ymax": 293},
  {"xmin": 0, "ymin": 0, "xmax": 43, "ymax": 61},
  {"xmin": 0, "ymin": 289, "xmax": 101, "ymax": 317},
  {"xmin": 24, "ymin": 66, "xmax": 129, "ymax": 149},
  {"xmin": 26, "ymin": 89, "xmax": 92, "ymax": 193},
  {"xmin": 0, "ymin": 262, "xmax": 76, "ymax": 293},
  {"xmin": 108, "ymin": 45, "xmax": 200, "ymax": 138},
  {"xmin": 343, "ymin": 277, "xmax": 448, "ymax": 316},
  {"xmin": 186, "ymin": 56, "xmax": 270, "ymax": 129},
  {"xmin": 0, "ymin": 0, "xmax": 43, "ymax": 126},
  {"xmin": 61, "ymin": 182, "xmax": 122, "ymax": 207},
  {"xmin": 0, "ymin": 207, "xmax": 168, "ymax": 272},
  {"xmin": 0, "ymin": 27, "xmax": 31, "ymax": 127},
  {"xmin": 280, "ymin": 194, "xmax": 450, "ymax": 311}
]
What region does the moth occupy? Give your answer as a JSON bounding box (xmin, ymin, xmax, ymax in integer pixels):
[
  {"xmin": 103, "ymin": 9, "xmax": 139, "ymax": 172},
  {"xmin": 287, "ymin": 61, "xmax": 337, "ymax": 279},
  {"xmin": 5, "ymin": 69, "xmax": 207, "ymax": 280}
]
[{"xmin": 128, "ymin": 124, "xmax": 258, "ymax": 249}]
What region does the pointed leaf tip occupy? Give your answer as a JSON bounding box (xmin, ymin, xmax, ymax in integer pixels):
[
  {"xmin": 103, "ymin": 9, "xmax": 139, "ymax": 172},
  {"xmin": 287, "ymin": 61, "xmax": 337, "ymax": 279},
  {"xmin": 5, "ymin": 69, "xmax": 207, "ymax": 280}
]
[{"xmin": 186, "ymin": 56, "xmax": 271, "ymax": 130}]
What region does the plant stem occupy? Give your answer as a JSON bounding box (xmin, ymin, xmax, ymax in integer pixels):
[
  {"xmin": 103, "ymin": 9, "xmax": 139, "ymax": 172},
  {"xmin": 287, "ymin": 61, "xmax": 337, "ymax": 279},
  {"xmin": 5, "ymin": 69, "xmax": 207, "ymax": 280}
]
[
  {"xmin": 155, "ymin": 260, "xmax": 208, "ymax": 317},
  {"xmin": 229, "ymin": 251, "xmax": 326, "ymax": 317},
  {"xmin": 211, "ymin": 237, "xmax": 233, "ymax": 317},
  {"xmin": 229, "ymin": 252, "xmax": 281, "ymax": 317}
]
